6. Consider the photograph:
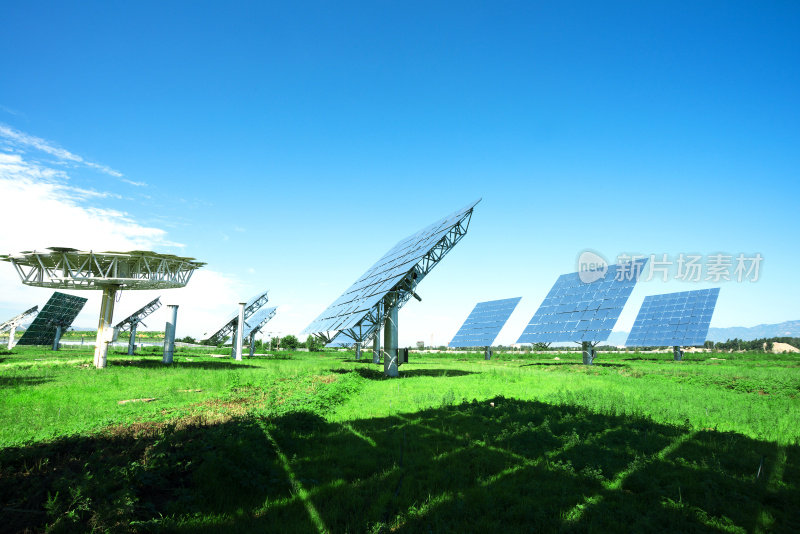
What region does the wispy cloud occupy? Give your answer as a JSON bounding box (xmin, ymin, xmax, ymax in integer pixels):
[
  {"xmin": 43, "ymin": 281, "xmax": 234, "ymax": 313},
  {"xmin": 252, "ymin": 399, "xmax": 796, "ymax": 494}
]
[
  {"xmin": 0, "ymin": 153, "xmax": 175, "ymax": 249},
  {"xmin": 0, "ymin": 104, "xmax": 22, "ymax": 117},
  {"xmin": 0, "ymin": 123, "xmax": 124, "ymax": 178},
  {"xmin": 122, "ymin": 178, "xmax": 147, "ymax": 187}
]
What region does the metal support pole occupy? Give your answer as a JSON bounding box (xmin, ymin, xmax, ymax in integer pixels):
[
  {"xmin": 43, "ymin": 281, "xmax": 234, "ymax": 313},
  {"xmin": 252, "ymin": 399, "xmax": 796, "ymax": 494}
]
[
  {"xmin": 485, "ymin": 346, "xmax": 491, "ymax": 360},
  {"xmin": 52, "ymin": 325, "xmax": 62, "ymax": 351},
  {"xmin": 673, "ymin": 345, "xmax": 683, "ymax": 361},
  {"xmin": 383, "ymin": 295, "xmax": 399, "ymax": 377},
  {"xmin": 163, "ymin": 304, "xmax": 178, "ymax": 364},
  {"xmin": 128, "ymin": 322, "xmax": 138, "ymax": 356},
  {"xmin": 355, "ymin": 342, "xmax": 361, "ymax": 360},
  {"xmin": 234, "ymin": 302, "xmax": 245, "ymax": 361},
  {"xmin": 249, "ymin": 332, "xmax": 256, "ymax": 358},
  {"xmin": 94, "ymin": 285, "xmax": 118, "ymax": 368},
  {"xmin": 582, "ymin": 341, "xmax": 594, "ymax": 365},
  {"xmin": 373, "ymin": 332, "xmax": 380, "ymax": 364},
  {"xmin": 7, "ymin": 324, "xmax": 15, "ymax": 350}
]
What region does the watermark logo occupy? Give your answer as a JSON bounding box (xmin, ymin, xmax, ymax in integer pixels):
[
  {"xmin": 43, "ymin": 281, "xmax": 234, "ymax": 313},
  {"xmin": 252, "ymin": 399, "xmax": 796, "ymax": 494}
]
[
  {"xmin": 576, "ymin": 251, "xmax": 763, "ymax": 283},
  {"xmin": 578, "ymin": 250, "xmax": 608, "ymax": 283}
]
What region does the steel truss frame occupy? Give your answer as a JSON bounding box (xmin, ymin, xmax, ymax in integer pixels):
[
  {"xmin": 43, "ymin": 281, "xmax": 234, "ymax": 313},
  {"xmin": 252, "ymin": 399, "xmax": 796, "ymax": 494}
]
[
  {"xmin": 203, "ymin": 291, "xmax": 271, "ymax": 345},
  {"xmin": 0, "ymin": 248, "xmax": 205, "ymax": 290},
  {"xmin": 0, "ymin": 306, "xmax": 38, "ymax": 334},
  {"xmin": 317, "ymin": 208, "xmax": 474, "ymax": 346},
  {"xmin": 114, "ymin": 297, "xmax": 162, "ymax": 332}
]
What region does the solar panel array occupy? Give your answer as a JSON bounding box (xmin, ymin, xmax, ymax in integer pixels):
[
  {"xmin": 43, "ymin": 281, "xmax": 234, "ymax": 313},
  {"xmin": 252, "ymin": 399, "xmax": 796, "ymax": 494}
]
[
  {"xmin": 203, "ymin": 290, "xmax": 270, "ymax": 343},
  {"xmin": 303, "ymin": 200, "xmax": 479, "ymax": 339},
  {"xmin": 242, "ymin": 306, "xmax": 278, "ymax": 338},
  {"xmin": 17, "ymin": 292, "xmax": 87, "ymax": 345},
  {"xmin": 516, "ymin": 262, "xmax": 646, "ymax": 344},
  {"xmin": 625, "ymin": 288, "xmax": 719, "ymax": 347},
  {"xmin": 449, "ymin": 297, "xmax": 521, "ymax": 347}
]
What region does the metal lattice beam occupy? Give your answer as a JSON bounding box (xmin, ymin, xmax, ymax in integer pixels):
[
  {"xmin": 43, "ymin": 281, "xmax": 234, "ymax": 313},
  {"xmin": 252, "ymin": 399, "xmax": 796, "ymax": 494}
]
[
  {"xmin": 114, "ymin": 297, "xmax": 162, "ymax": 331},
  {"xmin": 321, "ymin": 207, "xmax": 474, "ymax": 345},
  {"xmin": 0, "ymin": 306, "xmax": 39, "ymax": 334},
  {"xmin": 202, "ymin": 291, "xmax": 271, "ymax": 345},
  {"xmin": 0, "ymin": 248, "xmax": 205, "ymax": 290}
]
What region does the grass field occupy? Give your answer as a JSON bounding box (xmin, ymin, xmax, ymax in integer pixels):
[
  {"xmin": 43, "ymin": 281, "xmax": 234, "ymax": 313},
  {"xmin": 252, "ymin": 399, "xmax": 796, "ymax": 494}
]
[{"xmin": 1, "ymin": 346, "xmax": 798, "ymax": 533}]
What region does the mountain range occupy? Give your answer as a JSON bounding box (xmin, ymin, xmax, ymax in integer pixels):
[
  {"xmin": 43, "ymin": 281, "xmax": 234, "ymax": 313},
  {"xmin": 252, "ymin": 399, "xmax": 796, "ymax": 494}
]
[{"xmin": 605, "ymin": 320, "xmax": 800, "ymax": 346}]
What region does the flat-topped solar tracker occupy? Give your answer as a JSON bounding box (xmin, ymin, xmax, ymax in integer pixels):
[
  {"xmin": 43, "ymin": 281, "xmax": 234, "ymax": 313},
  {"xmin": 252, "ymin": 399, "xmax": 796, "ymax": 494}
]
[
  {"xmin": 449, "ymin": 297, "xmax": 521, "ymax": 348},
  {"xmin": 625, "ymin": 288, "xmax": 719, "ymax": 347},
  {"xmin": 517, "ymin": 261, "xmax": 646, "ymax": 344},
  {"xmin": 303, "ymin": 199, "xmax": 479, "ymax": 345},
  {"xmin": 17, "ymin": 292, "xmax": 87, "ymax": 346},
  {"xmin": 1, "ymin": 247, "xmax": 204, "ymax": 367}
]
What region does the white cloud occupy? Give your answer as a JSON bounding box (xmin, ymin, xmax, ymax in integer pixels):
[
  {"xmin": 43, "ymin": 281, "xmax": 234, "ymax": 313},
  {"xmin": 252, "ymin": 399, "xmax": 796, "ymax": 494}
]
[
  {"xmin": 121, "ymin": 178, "xmax": 147, "ymax": 187},
  {"xmin": 0, "ymin": 138, "xmax": 240, "ymax": 338},
  {"xmin": 0, "ymin": 123, "xmax": 124, "ymax": 178},
  {"xmin": 0, "ymin": 153, "xmax": 170, "ymax": 251}
]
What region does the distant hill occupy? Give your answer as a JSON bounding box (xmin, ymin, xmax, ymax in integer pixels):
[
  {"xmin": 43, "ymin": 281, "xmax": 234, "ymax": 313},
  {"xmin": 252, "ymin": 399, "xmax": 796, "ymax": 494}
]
[
  {"xmin": 603, "ymin": 321, "xmax": 800, "ymax": 346},
  {"xmin": 706, "ymin": 320, "xmax": 800, "ymax": 342}
]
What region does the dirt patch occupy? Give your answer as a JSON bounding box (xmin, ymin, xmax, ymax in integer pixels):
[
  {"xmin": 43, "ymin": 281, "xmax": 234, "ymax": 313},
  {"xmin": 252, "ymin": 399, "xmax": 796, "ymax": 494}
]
[
  {"xmin": 312, "ymin": 374, "xmax": 338, "ymax": 384},
  {"xmin": 177, "ymin": 389, "xmax": 203, "ymax": 393},
  {"xmin": 118, "ymin": 398, "xmax": 157, "ymax": 405}
]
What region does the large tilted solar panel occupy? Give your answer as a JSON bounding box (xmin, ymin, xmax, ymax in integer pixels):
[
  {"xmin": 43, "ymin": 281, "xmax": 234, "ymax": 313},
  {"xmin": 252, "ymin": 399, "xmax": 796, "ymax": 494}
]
[
  {"xmin": 224, "ymin": 291, "xmax": 269, "ymax": 323},
  {"xmin": 449, "ymin": 297, "xmax": 522, "ymax": 347},
  {"xmin": 304, "ymin": 200, "xmax": 479, "ymax": 337},
  {"xmin": 326, "ymin": 330, "xmax": 359, "ymax": 348},
  {"xmin": 17, "ymin": 292, "xmax": 88, "ymax": 345},
  {"xmin": 203, "ymin": 290, "xmax": 270, "ymax": 342},
  {"xmin": 516, "ymin": 262, "xmax": 646, "ymax": 344},
  {"xmin": 625, "ymin": 288, "xmax": 719, "ymax": 347},
  {"xmin": 242, "ymin": 306, "xmax": 277, "ymax": 338}
]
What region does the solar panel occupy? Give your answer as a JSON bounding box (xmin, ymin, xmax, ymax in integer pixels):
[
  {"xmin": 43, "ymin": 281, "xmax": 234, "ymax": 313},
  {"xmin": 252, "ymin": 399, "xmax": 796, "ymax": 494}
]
[
  {"xmin": 17, "ymin": 292, "xmax": 87, "ymax": 345},
  {"xmin": 449, "ymin": 297, "xmax": 521, "ymax": 347},
  {"xmin": 516, "ymin": 262, "xmax": 647, "ymax": 344},
  {"xmin": 0, "ymin": 306, "xmax": 38, "ymax": 333},
  {"xmin": 625, "ymin": 288, "xmax": 719, "ymax": 347},
  {"xmin": 303, "ymin": 199, "xmax": 479, "ymax": 343},
  {"xmin": 114, "ymin": 296, "xmax": 161, "ymax": 331},
  {"xmin": 241, "ymin": 306, "xmax": 277, "ymax": 339},
  {"xmin": 202, "ymin": 290, "xmax": 270, "ymax": 344},
  {"xmin": 326, "ymin": 330, "xmax": 359, "ymax": 348}
]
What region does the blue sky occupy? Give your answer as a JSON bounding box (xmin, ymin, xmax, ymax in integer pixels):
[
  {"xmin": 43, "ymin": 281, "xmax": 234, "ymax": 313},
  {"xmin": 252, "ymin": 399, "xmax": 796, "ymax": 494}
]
[{"xmin": 1, "ymin": 1, "xmax": 798, "ymax": 345}]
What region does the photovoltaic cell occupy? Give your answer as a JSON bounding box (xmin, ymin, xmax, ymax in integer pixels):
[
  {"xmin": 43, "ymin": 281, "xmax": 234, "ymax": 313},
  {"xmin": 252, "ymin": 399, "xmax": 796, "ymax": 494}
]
[
  {"xmin": 449, "ymin": 297, "xmax": 521, "ymax": 348},
  {"xmin": 304, "ymin": 200, "xmax": 479, "ymax": 339},
  {"xmin": 241, "ymin": 306, "xmax": 277, "ymax": 339},
  {"xmin": 625, "ymin": 288, "xmax": 719, "ymax": 347},
  {"xmin": 17, "ymin": 291, "xmax": 87, "ymax": 345},
  {"xmin": 326, "ymin": 331, "xmax": 360, "ymax": 348},
  {"xmin": 516, "ymin": 262, "xmax": 647, "ymax": 344}
]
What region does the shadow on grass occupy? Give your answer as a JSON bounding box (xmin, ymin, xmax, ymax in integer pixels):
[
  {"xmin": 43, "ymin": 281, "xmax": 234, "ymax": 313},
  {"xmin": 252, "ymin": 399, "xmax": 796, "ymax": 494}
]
[
  {"xmin": 519, "ymin": 361, "xmax": 629, "ymax": 368},
  {"xmin": 1, "ymin": 399, "xmax": 798, "ymax": 533},
  {"xmin": 0, "ymin": 375, "xmax": 52, "ymax": 389},
  {"xmin": 332, "ymin": 367, "xmax": 476, "ymax": 380},
  {"xmin": 108, "ymin": 359, "xmax": 259, "ymax": 370}
]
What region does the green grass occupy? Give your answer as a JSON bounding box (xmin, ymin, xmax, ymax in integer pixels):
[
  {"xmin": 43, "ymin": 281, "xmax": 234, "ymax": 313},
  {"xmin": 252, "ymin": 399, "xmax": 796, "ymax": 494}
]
[{"xmin": 0, "ymin": 346, "xmax": 798, "ymax": 532}]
